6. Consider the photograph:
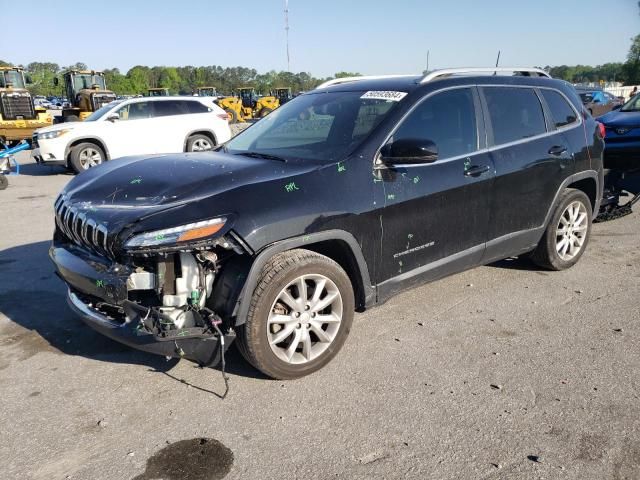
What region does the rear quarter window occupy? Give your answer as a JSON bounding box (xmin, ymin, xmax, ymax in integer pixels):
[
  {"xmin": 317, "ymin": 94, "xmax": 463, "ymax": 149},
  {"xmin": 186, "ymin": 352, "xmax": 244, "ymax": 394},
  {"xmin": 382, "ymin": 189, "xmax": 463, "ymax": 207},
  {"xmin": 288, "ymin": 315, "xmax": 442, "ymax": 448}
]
[
  {"xmin": 483, "ymin": 87, "xmax": 547, "ymax": 146},
  {"xmin": 187, "ymin": 101, "xmax": 210, "ymax": 114},
  {"xmin": 540, "ymin": 90, "xmax": 578, "ymax": 129}
]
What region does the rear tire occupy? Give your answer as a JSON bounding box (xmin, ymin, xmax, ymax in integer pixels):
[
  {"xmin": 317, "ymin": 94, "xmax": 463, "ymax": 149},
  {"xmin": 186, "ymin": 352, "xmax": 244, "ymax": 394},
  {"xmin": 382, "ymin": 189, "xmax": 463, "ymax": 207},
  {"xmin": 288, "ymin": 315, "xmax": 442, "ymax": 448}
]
[
  {"xmin": 65, "ymin": 114, "xmax": 80, "ymax": 123},
  {"xmin": 530, "ymin": 188, "xmax": 592, "ymax": 270},
  {"xmin": 69, "ymin": 142, "xmax": 105, "ymax": 174},
  {"xmin": 0, "ymin": 175, "xmax": 7, "ymax": 190},
  {"xmin": 186, "ymin": 134, "xmax": 215, "ymax": 152},
  {"xmin": 236, "ymin": 249, "xmax": 354, "ymax": 380},
  {"xmin": 225, "ymin": 109, "xmax": 238, "ymax": 124}
]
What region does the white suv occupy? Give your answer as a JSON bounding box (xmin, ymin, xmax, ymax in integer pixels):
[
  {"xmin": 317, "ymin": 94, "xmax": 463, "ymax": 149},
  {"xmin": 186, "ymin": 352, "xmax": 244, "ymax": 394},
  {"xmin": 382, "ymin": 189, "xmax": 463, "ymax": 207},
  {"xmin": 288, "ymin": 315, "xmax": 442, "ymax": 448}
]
[{"xmin": 32, "ymin": 96, "xmax": 232, "ymax": 173}]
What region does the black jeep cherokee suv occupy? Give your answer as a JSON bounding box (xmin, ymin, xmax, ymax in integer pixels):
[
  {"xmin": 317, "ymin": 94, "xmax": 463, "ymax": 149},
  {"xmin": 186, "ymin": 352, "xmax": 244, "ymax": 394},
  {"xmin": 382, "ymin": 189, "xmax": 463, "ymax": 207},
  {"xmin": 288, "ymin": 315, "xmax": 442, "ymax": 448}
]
[{"xmin": 50, "ymin": 68, "xmax": 604, "ymax": 380}]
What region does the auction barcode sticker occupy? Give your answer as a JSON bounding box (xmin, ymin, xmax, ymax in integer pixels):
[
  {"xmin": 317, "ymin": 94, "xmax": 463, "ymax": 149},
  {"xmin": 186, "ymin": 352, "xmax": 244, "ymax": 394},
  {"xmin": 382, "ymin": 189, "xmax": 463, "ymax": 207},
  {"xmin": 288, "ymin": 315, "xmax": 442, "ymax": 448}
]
[{"xmin": 361, "ymin": 91, "xmax": 408, "ymax": 101}]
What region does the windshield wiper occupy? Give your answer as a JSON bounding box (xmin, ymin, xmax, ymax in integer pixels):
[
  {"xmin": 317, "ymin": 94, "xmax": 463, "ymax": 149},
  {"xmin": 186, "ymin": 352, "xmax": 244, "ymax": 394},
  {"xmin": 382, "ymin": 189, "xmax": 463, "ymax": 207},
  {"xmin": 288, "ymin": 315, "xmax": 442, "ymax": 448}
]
[{"xmin": 233, "ymin": 151, "xmax": 287, "ymax": 162}]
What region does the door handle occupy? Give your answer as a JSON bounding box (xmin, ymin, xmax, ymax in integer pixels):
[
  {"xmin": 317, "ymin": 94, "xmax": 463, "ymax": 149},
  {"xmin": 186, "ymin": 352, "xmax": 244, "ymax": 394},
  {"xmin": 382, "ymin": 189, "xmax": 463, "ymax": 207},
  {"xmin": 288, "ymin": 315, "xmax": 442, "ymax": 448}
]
[
  {"xmin": 548, "ymin": 145, "xmax": 568, "ymax": 156},
  {"xmin": 464, "ymin": 164, "xmax": 491, "ymax": 177}
]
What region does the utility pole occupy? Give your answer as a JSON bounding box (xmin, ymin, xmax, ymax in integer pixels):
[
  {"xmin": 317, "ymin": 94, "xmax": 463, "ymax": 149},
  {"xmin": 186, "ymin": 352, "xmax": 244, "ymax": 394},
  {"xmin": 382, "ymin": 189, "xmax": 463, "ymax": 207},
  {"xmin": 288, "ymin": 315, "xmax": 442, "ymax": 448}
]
[
  {"xmin": 284, "ymin": 0, "xmax": 290, "ymax": 72},
  {"xmin": 426, "ymin": 50, "xmax": 430, "ymax": 73},
  {"xmin": 495, "ymin": 50, "xmax": 501, "ymax": 68}
]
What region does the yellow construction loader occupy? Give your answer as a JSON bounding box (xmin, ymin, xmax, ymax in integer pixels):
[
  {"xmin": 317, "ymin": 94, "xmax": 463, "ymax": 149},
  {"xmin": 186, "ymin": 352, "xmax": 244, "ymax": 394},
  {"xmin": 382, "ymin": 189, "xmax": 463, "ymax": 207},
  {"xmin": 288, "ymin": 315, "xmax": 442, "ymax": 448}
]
[
  {"xmin": 0, "ymin": 66, "xmax": 52, "ymax": 144},
  {"xmin": 56, "ymin": 70, "xmax": 116, "ymax": 122},
  {"xmin": 195, "ymin": 86, "xmax": 218, "ymax": 97},
  {"xmin": 216, "ymin": 87, "xmax": 280, "ymax": 123},
  {"xmin": 148, "ymin": 87, "xmax": 169, "ymax": 96}
]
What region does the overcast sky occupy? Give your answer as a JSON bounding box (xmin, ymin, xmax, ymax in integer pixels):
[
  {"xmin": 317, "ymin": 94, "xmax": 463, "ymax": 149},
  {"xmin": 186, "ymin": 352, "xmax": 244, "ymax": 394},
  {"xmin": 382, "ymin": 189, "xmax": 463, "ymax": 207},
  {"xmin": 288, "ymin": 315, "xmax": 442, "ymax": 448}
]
[{"xmin": 3, "ymin": 0, "xmax": 638, "ymax": 76}]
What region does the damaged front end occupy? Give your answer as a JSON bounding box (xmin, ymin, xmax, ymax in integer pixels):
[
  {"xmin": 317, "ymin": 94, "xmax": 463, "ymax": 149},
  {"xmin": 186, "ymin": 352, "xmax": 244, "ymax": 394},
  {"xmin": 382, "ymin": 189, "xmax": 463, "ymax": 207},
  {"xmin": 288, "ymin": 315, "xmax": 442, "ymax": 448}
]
[{"xmin": 50, "ymin": 195, "xmax": 249, "ymax": 367}]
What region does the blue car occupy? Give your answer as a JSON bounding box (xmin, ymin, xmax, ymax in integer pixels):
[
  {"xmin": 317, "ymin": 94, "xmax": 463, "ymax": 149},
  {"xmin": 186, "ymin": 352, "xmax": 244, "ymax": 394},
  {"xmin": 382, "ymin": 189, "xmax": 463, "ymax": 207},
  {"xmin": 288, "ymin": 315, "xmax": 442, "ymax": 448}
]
[
  {"xmin": 596, "ymin": 94, "xmax": 640, "ymax": 218},
  {"xmin": 597, "ymin": 94, "xmax": 640, "ymax": 171}
]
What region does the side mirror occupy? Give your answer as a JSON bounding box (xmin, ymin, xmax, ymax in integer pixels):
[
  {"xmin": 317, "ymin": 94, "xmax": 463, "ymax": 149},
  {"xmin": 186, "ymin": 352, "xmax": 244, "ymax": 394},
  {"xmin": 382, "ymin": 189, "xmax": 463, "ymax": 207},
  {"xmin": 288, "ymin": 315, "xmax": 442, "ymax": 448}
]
[
  {"xmin": 53, "ymin": 77, "xmax": 59, "ymax": 87},
  {"xmin": 107, "ymin": 113, "xmax": 120, "ymax": 122},
  {"xmin": 25, "ymin": 75, "xmax": 33, "ymax": 85},
  {"xmin": 379, "ymin": 138, "xmax": 438, "ymax": 165},
  {"xmin": 612, "ymin": 104, "xmax": 622, "ymax": 111}
]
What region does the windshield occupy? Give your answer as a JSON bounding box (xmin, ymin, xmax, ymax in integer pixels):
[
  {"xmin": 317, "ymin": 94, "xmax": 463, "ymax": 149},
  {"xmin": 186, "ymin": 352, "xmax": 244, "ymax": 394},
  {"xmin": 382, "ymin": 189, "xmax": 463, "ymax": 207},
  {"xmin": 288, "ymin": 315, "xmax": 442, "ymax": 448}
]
[
  {"xmin": 0, "ymin": 70, "xmax": 26, "ymax": 89},
  {"xmin": 225, "ymin": 91, "xmax": 403, "ymax": 162},
  {"xmin": 84, "ymin": 100, "xmax": 122, "ymax": 121},
  {"xmin": 72, "ymin": 74, "xmax": 106, "ymax": 92},
  {"xmin": 621, "ymin": 94, "xmax": 640, "ymax": 112}
]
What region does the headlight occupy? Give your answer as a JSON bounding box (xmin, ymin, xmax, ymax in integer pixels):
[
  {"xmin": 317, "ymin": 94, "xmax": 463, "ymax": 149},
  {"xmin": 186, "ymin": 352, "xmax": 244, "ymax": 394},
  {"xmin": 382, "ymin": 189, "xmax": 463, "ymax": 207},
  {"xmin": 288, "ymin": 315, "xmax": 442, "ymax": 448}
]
[
  {"xmin": 38, "ymin": 129, "xmax": 70, "ymax": 140},
  {"xmin": 124, "ymin": 217, "xmax": 227, "ymax": 248}
]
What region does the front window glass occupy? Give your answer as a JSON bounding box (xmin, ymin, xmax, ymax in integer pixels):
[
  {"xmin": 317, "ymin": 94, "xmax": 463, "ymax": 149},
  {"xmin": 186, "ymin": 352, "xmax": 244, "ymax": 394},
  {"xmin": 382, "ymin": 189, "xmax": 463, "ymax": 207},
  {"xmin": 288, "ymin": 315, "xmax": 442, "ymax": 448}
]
[
  {"xmin": 225, "ymin": 91, "xmax": 404, "ymax": 162},
  {"xmin": 484, "ymin": 87, "xmax": 547, "ymax": 145},
  {"xmin": 390, "ymin": 88, "xmax": 478, "ymax": 160},
  {"xmin": 72, "ymin": 74, "xmax": 106, "ymax": 91},
  {"xmin": 621, "ymin": 94, "xmax": 640, "ymax": 112},
  {"xmin": 84, "ymin": 100, "xmax": 122, "ymax": 121},
  {"xmin": 0, "ymin": 70, "xmax": 26, "ymax": 88},
  {"xmin": 115, "ymin": 101, "xmax": 151, "ymax": 121}
]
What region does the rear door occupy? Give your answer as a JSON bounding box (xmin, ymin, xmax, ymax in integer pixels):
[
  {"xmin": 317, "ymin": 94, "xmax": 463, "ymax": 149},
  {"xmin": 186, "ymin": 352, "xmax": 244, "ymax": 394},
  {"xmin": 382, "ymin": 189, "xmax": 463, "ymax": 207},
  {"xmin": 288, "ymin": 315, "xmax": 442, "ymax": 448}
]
[
  {"xmin": 480, "ymin": 86, "xmax": 574, "ymax": 260},
  {"xmin": 150, "ymin": 100, "xmax": 193, "ymax": 153},
  {"xmin": 377, "ymin": 87, "xmax": 495, "ymax": 287}
]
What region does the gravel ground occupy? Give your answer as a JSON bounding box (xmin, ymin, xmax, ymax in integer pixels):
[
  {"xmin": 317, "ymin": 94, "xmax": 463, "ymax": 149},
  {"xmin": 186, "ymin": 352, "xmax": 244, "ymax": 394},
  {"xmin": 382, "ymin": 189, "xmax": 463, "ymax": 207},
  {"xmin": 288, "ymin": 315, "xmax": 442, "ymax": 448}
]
[{"xmin": 0, "ymin": 150, "xmax": 639, "ymax": 480}]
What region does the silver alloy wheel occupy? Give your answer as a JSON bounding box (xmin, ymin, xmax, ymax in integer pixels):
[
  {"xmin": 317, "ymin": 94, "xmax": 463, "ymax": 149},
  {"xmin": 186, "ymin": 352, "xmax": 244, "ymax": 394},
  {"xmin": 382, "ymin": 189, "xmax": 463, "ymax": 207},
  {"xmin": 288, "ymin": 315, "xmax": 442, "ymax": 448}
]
[
  {"xmin": 555, "ymin": 200, "xmax": 588, "ymax": 261},
  {"xmin": 78, "ymin": 147, "xmax": 102, "ymax": 169},
  {"xmin": 190, "ymin": 138, "xmax": 213, "ymax": 151},
  {"xmin": 267, "ymin": 274, "xmax": 343, "ymax": 365}
]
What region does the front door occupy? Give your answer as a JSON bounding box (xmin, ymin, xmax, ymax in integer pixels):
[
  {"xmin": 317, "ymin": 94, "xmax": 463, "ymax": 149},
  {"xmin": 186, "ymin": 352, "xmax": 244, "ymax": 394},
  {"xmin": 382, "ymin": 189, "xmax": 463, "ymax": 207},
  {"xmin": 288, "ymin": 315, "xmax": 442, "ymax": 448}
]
[{"xmin": 376, "ymin": 87, "xmax": 495, "ymax": 294}]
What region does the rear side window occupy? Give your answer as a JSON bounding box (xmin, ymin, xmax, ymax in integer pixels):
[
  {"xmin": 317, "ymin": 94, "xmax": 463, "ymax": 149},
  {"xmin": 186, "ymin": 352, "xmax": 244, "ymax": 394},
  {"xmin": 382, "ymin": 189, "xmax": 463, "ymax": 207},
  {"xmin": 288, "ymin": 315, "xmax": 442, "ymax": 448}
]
[
  {"xmin": 483, "ymin": 87, "xmax": 546, "ymax": 146},
  {"xmin": 540, "ymin": 90, "xmax": 578, "ymax": 128},
  {"xmin": 187, "ymin": 101, "xmax": 210, "ymax": 114},
  {"xmin": 152, "ymin": 100, "xmax": 191, "ymax": 117},
  {"xmin": 392, "ymin": 88, "xmax": 478, "ymax": 160}
]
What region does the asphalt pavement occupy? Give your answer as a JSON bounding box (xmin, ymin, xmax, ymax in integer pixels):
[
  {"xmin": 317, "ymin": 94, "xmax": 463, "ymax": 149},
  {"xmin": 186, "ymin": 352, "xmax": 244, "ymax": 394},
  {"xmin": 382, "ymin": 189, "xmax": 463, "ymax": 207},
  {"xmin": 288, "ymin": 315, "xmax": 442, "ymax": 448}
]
[{"xmin": 0, "ymin": 151, "xmax": 639, "ymax": 480}]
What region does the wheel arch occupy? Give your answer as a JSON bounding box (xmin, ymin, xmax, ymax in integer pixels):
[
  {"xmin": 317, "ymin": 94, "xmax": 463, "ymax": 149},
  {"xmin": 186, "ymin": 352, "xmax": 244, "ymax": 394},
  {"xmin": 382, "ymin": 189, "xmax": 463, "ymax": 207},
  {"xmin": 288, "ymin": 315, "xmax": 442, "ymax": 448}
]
[
  {"xmin": 230, "ymin": 230, "xmax": 375, "ymax": 326},
  {"xmin": 183, "ymin": 130, "xmax": 217, "ymax": 151},
  {"xmin": 567, "ymin": 176, "xmax": 598, "ymax": 214},
  {"xmin": 64, "ymin": 136, "xmax": 111, "ymax": 164}
]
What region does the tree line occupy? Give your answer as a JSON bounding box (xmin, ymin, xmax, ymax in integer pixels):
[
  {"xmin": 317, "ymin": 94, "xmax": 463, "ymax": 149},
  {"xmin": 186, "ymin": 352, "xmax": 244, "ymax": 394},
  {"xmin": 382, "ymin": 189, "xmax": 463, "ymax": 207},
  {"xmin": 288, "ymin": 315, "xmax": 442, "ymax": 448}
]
[{"xmin": 2, "ymin": 31, "xmax": 639, "ymax": 97}]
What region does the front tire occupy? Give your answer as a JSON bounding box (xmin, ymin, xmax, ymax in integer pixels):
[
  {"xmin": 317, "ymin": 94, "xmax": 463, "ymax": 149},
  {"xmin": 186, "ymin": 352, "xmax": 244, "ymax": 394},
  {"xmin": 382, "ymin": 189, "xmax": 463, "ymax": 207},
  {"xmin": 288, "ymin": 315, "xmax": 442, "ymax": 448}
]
[
  {"xmin": 69, "ymin": 142, "xmax": 105, "ymax": 174},
  {"xmin": 236, "ymin": 249, "xmax": 354, "ymax": 380},
  {"xmin": 186, "ymin": 134, "xmax": 215, "ymax": 152},
  {"xmin": 530, "ymin": 188, "xmax": 592, "ymax": 270},
  {"xmin": 259, "ymin": 107, "xmax": 273, "ymax": 118}
]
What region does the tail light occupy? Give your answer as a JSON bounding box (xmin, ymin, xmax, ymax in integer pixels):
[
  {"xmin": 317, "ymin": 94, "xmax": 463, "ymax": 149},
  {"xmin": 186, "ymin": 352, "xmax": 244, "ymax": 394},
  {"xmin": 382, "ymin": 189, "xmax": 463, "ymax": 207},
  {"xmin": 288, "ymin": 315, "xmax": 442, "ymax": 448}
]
[
  {"xmin": 597, "ymin": 122, "xmax": 606, "ymax": 139},
  {"xmin": 217, "ymin": 113, "xmax": 229, "ymax": 122}
]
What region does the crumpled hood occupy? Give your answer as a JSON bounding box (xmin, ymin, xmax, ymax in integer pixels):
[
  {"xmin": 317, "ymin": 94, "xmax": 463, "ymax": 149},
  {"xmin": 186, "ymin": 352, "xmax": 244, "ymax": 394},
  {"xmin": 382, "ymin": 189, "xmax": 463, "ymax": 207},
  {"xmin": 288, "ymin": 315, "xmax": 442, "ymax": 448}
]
[
  {"xmin": 59, "ymin": 152, "xmax": 318, "ymax": 231},
  {"xmin": 598, "ymin": 110, "xmax": 640, "ymax": 128}
]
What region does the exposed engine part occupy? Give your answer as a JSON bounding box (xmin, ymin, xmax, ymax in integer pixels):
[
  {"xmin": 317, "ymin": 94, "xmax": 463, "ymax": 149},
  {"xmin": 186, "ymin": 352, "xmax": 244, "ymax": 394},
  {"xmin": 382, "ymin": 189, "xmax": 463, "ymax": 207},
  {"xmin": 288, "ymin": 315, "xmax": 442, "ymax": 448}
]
[
  {"xmin": 126, "ymin": 271, "xmax": 156, "ymax": 290},
  {"xmin": 595, "ymin": 169, "xmax": 640, "ymax": 222}
]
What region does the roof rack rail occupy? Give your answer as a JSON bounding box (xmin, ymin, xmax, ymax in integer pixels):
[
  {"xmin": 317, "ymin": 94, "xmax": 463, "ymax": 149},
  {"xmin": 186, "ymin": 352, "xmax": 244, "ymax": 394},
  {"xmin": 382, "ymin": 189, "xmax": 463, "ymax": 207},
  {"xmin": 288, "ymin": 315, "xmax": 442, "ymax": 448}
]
[
  {"xmin": 315, "ymin": 75, "xmax": 417, "ymax": 90},
  {"xmin": 421, "ymin": 67, "xmax": 551, "ymax": 83}
]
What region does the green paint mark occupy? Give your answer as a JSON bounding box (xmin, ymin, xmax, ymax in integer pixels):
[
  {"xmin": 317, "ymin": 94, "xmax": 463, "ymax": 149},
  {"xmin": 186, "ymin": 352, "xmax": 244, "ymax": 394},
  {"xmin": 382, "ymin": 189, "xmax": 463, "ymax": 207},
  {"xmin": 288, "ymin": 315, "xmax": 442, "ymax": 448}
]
[
  {"xmin": 302, "ymin": 235, "xmax": 311, "ymax": 242},
  {"xmin": 155, "ymin": 234, "xmax": 165, "ymax": 241},
  {"xmin": 284, "ymin": 182, "xmax": 299, "ymax": 193},
  {"xmin": 337, "ymin": 162, "xmax": 346, "ymax": 173},
  {"xmin": 387, "ymin": 194, "xmax": 395, "ymax": 200},
  {"xmin": 413, "ymin": 176, "xmax": 420, "ymax": 184},
  {"xmin": 408, "ymin": 234, "xmax": 414, "ymax": 239},
  {"xmin": 95, "ymin": 279, "xmax": 105, "ymax": 288},
  {"xmin": 130, "ymin": 177, "xmax": 142, "ymax": 185}
]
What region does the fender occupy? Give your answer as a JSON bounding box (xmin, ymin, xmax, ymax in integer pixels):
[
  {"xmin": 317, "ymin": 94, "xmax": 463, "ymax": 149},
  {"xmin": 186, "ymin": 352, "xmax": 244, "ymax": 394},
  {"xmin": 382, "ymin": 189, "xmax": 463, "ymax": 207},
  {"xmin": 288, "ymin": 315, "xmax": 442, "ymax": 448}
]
[
  {"xmin": 64, "ymin": 136, "xmax": 112, "ymax": 161},
  {"xmin": 183, "ymin": 129, "xmax": 218, "ymax": 151},
  {"xmin": 232, "ymin": 229, "xmax": 375, "ymax": 326}
]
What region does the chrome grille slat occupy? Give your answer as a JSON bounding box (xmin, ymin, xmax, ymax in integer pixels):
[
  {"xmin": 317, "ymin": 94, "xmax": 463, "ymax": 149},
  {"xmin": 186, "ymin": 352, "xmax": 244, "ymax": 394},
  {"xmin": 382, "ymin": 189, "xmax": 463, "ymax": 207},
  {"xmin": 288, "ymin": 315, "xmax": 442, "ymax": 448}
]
[{"xmin": 55, "ymin": 198, "xmax": 112, "ymax": 258}]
